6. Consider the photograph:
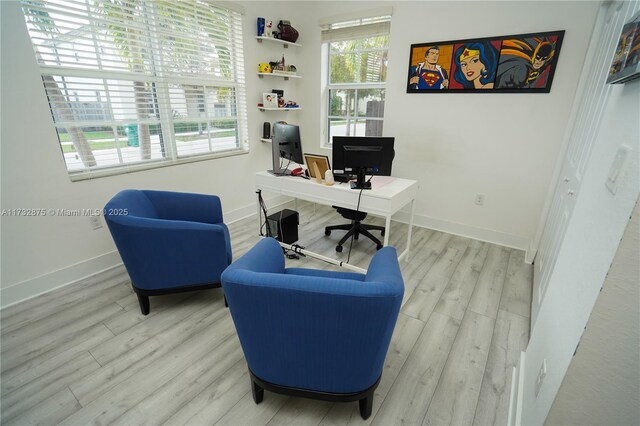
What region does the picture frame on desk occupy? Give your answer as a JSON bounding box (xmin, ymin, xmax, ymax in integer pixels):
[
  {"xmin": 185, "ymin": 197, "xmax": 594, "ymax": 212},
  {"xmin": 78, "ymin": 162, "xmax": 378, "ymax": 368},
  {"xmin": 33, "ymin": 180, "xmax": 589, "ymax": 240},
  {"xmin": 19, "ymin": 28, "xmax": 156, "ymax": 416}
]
[{"xmin": 303, "ymin": 153, "xmax": 330, "ymax": 180}]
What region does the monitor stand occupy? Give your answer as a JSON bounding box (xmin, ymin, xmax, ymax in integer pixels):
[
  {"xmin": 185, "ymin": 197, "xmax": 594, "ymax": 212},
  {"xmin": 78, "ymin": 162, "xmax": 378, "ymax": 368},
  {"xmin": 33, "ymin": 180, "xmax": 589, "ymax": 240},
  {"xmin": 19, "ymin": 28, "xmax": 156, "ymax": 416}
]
[
  {"xmin": 351, "ymin": 168, "xmax": 371, "ymax": 190},
  {"xmin": 268, "ymin": 141, "xmax": 288, "ymax": 176},
  {"xmin": 268, "ymin": 168, "xmax": 289, "ymax": 176}
]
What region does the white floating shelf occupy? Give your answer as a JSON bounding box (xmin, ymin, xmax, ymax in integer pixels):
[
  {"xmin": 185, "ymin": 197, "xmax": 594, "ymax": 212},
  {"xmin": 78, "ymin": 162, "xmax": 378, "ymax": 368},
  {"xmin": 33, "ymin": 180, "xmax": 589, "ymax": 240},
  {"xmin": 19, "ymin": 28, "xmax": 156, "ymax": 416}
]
[
  {"xmin": 256, "ymin": 36, "xmax": 301, "ymax": 48},
  {"xmin": 260, "ymin": 138, "xmax": 272, "ymax": 143},
  {"xmin": 258, "ymin": 72, "xmax": 301, "ymax": 80},
  {"xmin": 258, "ymin": 107, "xmax": 302, "ymax": 111}
]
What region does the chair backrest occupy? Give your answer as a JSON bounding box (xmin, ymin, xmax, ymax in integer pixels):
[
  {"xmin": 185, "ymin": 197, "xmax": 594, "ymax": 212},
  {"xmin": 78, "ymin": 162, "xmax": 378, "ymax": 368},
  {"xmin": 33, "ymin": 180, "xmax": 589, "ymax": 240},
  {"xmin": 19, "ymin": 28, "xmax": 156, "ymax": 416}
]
[
  {"xmin": 104, "ymin": 189, "xmax": 158, "ymax": 220},
  {"xmin": 222, "ymin": 238, "xmax": 404, "ymax": 394}
]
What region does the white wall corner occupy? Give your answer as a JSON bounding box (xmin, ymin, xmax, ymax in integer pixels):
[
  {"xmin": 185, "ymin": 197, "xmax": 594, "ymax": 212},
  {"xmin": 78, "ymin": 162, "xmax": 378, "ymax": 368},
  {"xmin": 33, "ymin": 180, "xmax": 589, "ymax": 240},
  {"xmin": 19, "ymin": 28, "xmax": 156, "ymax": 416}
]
[{"xmin": 525, "ymin": 241, "xmax": 537, "ymax": 264}]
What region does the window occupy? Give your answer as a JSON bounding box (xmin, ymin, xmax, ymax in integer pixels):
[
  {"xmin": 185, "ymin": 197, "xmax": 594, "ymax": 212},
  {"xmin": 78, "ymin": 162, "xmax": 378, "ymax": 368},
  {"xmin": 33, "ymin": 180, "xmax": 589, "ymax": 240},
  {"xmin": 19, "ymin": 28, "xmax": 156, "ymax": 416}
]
[
  {"xmin": 321, "ymin": 12, "xmax": 390, "ymax": 145},
  {"xmin": 21, "ymin": 0, "xmax": 247, "ymax": 180}
]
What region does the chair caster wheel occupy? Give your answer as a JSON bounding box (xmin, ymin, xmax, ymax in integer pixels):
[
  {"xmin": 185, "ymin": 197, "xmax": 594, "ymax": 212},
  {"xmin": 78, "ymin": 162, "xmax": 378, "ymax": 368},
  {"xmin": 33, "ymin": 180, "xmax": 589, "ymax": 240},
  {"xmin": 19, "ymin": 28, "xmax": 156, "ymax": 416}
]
[
  {"xmin": 376, "ymin": 244, "xmax": 383, "ymax": 250},
  {"xmin": 354, "ymin": 234, "xmax": 359, "ymax": 240},
  {"xmin": 381, "ymin": 230, "xmax": 385, "ymax": 236},
  {"xmin": 325, "ymin": 229, "xmax": 331, "ymax": 236},
  {"xmin": 336, "ymin": 245, "xmax": 343, "ymax": 252}
]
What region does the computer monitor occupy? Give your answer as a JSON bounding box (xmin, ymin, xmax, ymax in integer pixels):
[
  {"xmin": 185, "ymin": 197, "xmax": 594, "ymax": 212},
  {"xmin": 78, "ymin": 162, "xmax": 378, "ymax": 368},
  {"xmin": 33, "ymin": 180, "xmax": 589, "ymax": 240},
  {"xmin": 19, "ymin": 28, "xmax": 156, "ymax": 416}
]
[
  {"xmin": 332, "ymin": 136, "xmax": 395, "ymax": 189},
  {"xmin": 269, "ymin": 123, "xmax": 304, "ymax": 175}
]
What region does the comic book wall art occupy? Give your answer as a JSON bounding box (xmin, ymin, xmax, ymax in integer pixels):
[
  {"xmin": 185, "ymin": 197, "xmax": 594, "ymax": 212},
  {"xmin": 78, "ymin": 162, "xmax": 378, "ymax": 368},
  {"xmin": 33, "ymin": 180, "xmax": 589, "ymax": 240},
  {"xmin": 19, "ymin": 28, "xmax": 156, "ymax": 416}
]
[
  {"xmin": 407, "ymin": 30, "xmax": 565, "ymax": 93},
  {"xmin": 607, "ymin": 14, "xmax": 640, "ymax": 84}
]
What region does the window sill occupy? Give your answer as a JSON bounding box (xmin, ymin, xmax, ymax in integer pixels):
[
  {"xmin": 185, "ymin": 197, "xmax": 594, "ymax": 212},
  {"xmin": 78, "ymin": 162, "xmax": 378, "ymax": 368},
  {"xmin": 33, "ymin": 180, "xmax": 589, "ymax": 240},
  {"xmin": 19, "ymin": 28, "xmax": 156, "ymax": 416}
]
[{"xmin": 68, "ymin": 148, "xmax": 250, "ymax": 181}]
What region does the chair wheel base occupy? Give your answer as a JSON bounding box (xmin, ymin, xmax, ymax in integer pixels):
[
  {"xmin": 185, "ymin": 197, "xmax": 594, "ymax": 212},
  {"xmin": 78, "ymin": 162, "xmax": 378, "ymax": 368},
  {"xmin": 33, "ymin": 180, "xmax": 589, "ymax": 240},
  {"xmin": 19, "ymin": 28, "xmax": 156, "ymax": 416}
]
[
  {"xmin": 325, "ymin": 229, "xmax": 331, "ymax": 236},
  {"xmin": 376, "ymin": 244, "xmax": 383, "ymax": 250},
  {"xmin": 336, "ymin": 245, "xmax": 343, "ymax": 252}
]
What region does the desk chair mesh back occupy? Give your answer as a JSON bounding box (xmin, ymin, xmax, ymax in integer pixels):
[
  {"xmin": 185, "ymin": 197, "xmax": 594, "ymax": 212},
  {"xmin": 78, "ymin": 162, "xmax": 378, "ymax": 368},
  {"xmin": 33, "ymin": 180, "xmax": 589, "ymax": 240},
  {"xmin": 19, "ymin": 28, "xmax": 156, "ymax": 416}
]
[{"xmin": 325, "ymin": 207, "xmax": 385, "ymax": 252}]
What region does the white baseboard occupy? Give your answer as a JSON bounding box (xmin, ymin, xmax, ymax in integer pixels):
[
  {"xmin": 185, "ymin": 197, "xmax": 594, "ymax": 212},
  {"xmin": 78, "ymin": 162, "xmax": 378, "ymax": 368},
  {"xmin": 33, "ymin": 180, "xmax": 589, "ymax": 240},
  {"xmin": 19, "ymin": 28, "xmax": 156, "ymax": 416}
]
[
  {"xmin": 0, "ymin": 196, "xmax": 295, "ymax": 309},
  {"xmin": 0, "ymin": 250, "xmax": 123, "ymax": 309},
  {"xmin": 393, "ymin": 210, "xmax": 531, "ymax": 254},
  {"xmin": 1, "ymin": 198, "xmax": 530, "ymax": 309}
]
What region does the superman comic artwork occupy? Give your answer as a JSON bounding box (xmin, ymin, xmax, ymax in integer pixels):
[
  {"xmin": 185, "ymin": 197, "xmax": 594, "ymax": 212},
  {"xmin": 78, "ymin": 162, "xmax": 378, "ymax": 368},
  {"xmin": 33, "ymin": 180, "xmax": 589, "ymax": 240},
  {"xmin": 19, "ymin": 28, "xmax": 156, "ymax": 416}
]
[
  {"xmin": 407, "ymin": 30, "xmax": 564, "ymax": 93},
  {"xmin": 407, "ymin": 44, "xmax": 454, "ymax": 90}
]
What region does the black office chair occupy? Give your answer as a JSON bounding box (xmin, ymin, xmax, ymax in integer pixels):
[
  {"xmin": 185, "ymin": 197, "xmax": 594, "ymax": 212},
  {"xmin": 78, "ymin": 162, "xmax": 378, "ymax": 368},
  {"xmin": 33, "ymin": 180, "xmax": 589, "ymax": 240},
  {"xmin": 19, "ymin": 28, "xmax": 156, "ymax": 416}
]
[{"xmin": 324, "ymin": 207, "xmax": 385, "ymax": 252}]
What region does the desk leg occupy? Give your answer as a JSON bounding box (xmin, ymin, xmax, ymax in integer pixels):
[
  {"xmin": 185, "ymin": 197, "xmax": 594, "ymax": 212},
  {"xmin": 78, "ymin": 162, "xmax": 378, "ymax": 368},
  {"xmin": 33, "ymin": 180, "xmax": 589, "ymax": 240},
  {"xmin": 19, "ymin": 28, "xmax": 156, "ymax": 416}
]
[
  {"xmin": 397, "ymin": 199, "xmax": 416, "ymax": 262},
  {"xmin": 405, "ymin": 199, "xmax": 416, "ymax": 260},
  {"xmin": 384, "ymin": 215, "xmax": 391, "ymax": 247}
]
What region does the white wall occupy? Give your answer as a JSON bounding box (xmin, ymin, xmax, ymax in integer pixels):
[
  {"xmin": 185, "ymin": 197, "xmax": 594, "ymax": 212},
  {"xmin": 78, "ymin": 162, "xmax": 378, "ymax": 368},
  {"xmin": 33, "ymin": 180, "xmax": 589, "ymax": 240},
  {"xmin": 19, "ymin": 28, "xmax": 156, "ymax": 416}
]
[
  {"xmin": 0, "ymin": 1, "xmax": 599, "ymax": 306},
  {"xmin": 545, "ymin": 201, "xmax": 640, "ymax": 426},
  {"xmin": 520, "ymin": 76, "xmax": 640, "ymax": 425},
  {"xmin": 295, "ymin": 1, "xmax": 599, "ymax": 253},
  {"xmin": 0, "ymin": 1, "xmax": 303, "ymax": 306}
]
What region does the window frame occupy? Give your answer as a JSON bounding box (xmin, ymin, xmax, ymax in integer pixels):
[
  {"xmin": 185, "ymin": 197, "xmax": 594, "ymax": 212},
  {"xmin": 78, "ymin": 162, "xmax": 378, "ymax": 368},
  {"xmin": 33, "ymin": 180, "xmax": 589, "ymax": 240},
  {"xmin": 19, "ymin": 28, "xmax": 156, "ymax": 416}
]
[
  {"xmin": 21, "ymin": 0, "xmax": 248, "ymax": 181},
  {"xmin": 320, "ymin": 15, "xmax": 390, "ymax": 148}
]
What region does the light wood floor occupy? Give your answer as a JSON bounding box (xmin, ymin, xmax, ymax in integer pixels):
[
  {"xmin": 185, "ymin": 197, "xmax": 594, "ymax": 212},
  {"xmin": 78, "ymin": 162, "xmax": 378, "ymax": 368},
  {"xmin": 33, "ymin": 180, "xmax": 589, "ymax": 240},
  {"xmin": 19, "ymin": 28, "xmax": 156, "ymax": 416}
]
[{"xmin": 0, "ymin": 202, "xmax": 531, "ymax": 425}]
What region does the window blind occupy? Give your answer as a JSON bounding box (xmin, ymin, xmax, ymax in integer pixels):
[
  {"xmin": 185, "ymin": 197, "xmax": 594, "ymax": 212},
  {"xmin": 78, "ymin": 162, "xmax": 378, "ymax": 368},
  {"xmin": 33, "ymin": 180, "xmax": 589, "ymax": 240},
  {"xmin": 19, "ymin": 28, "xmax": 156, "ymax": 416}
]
[
  {"xmin": 21, "ymin": 0, "xmax": 248, "ymax": 180},
  {"xmin": 320, "ymin": 8, "xmax": 391, "ymax": 43}
]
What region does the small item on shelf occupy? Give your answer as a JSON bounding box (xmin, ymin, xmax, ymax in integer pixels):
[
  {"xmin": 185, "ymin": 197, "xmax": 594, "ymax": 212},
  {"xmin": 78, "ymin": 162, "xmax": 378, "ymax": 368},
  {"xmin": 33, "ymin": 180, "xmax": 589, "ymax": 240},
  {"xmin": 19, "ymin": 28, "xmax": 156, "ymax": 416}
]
[
  {"xmin": 278, "ymin": 97, "xmax": 285, "ymax": 108},
  {"xmin": 259, "ymin": 63, "xmax": 272, "ymax": 73},
  {"xmin": 257, "ymin": 17, "xmax": 265, "ymax": 36},
  {"xmin": 276, "ymin": 20, "xmax": 299, "ymax": 43},
  {"xmin": 263, "ymin": 93, "xmax": 278, "ymax": 109},
  {"xmin": 265, "ymin": 20, "xmax": 273, "ymax": 37},
  {"xmin": 283, "ymin": 101, "xmax": 300, "ymax": 108}
]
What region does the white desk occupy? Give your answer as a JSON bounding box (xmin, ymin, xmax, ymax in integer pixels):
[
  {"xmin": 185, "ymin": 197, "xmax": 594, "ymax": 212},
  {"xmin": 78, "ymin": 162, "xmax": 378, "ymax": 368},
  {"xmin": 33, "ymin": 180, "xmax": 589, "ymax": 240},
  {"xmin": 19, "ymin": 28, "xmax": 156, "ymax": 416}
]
[{"xmin": 255, "ymin": 171, "xmax": 419, "ymax": 260}]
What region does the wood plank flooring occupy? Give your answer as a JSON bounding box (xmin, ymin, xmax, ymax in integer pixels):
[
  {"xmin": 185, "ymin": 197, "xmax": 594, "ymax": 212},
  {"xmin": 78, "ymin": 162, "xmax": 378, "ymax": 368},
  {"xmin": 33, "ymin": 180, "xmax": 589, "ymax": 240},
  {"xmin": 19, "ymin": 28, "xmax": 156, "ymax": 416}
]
[{"xmin": 0, "ymin": 202, "xmax": 532, "ymax": 425}]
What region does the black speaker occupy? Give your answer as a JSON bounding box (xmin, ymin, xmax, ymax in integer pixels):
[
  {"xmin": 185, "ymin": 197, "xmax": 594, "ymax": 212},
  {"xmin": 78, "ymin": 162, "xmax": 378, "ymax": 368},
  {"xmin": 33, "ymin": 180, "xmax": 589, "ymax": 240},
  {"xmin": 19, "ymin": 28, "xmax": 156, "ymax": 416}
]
[
  {"xmin": 266, "ymin": 209, "xmax": 298, "ymax": 244},
  {"xmin": 263, "ymin": 122, "xmax": 271, "ymax": 139}
]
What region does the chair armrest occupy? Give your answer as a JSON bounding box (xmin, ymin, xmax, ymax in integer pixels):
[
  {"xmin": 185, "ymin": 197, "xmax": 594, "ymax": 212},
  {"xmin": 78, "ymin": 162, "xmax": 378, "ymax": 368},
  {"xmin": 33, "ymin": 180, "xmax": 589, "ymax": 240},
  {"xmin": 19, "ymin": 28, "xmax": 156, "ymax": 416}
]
[
  {"xmin": 106, "ymin": 216, "xmax": 230, "ymax": 290},
  {"xmin": 142, "ymin": 190, "xmax": 224, "ymax": 224},
  {"xmin": 365, "ymin": 247, "xmax": 404, "ymax": 296},
  {"xmin": 223, "ymin": 237, "xmax": 285, "ymax": 275}
]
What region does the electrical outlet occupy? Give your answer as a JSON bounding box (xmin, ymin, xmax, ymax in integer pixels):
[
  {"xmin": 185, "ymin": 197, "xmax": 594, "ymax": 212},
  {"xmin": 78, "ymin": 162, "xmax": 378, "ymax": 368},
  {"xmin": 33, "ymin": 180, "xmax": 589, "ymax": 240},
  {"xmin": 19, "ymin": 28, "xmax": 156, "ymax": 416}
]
[
  {"xmin": 475, "ymin": 193, "xmax": 485, "ymax": 206},
  {"xmin": 535, "ymin": 359, "xmax": 547, "ymax": 397},
  {"xmin": 89, "ymin": 216, "xmax": 103, "ymax": 230}
]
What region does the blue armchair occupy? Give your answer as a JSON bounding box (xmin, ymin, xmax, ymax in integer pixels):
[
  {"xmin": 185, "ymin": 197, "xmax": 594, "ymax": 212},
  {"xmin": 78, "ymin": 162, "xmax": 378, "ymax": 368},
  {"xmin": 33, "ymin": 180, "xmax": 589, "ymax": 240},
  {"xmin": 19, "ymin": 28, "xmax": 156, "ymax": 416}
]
[
  {"xmin": 104, "ymin": 189, "xmax": 232, "ymax": 315},
  {"xmin": 221, "ymin": 237, "xmax": 404, "ymax": 419}
]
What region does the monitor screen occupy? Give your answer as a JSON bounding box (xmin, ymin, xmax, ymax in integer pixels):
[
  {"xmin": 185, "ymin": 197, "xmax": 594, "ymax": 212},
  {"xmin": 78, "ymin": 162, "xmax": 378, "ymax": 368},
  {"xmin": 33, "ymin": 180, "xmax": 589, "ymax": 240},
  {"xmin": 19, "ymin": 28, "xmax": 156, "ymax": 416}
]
[
  {"xmin": 332, "ymin": 136, "xmax": 394, "ymax": 188},
  {"xmin": 273, "ymin": 123, "xmax": 303, "ymax": 165}
]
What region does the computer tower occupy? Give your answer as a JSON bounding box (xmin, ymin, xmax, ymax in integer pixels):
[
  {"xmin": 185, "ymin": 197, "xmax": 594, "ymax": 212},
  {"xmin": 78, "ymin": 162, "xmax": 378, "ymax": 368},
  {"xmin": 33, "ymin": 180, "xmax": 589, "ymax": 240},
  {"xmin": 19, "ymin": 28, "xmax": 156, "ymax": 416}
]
[{"xmin": 266, "ymin": 209, "xmax": 299, "ymax": 244}]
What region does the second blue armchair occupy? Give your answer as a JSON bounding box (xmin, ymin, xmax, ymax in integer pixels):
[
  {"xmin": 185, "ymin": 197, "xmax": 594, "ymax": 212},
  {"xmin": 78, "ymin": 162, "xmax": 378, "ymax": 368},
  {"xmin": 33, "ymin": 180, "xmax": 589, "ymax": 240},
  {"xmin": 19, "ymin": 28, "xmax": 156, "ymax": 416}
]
[
  {"xmin": 104, "ymin": 189, "xmax": 232, "ymax": 315},
  {"xmin": 221, "ymin": 237, "xmax": 404, "ymax": 419}
]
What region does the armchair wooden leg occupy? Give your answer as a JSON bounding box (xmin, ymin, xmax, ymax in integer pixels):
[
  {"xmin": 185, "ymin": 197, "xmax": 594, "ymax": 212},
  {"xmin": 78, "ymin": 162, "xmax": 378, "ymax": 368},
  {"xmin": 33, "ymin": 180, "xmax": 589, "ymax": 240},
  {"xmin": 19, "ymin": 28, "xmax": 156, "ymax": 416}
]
[
  {"xmin": 359, "ymin": 395, "xmax": 373, "ymax": 420},
  {"xmin": 251, "ymin": 379, "xmax": 264, "ymax": 404},
  {"xmin": 136, "ymin": 294, "xmax": 150, "ymax": 316}
]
